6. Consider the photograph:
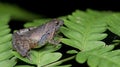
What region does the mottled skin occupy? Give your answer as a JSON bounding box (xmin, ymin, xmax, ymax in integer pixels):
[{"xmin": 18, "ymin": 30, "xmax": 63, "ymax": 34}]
[{"xmin": 12, "ymin": 19, "xmax": 64, "ymax": 58}]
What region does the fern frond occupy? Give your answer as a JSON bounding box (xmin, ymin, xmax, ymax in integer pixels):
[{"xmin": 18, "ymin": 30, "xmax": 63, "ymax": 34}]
[
  {"xmin": 0, "ymin": 14, "xmax": 17, "ymax": 67},
  {"xmin": 0, "ymin": 57, "xmax": 17, "ymax": 67},
  {"xmin": 106, "ymin": 13, "xmax": 120, "ymax": 36},
  {"xmin": 15, "ymin": 65, "xmax": 34, "ymax": 67},
  {"xmin": 61, "ymin": 10, "xmax": 108, "ymax": 51},
  {"xmin": 0, "ymin": 3, "xmax": 41, "ymax": 21},
  {"xmin": 61, "ymin": 10, "xmax": 120, "ymax": 67},
  {"xmin": 76, "ymin": 45, "xmax": 120, "ymax": 67},
  {"xmin": 13, "ymin": 44, "xmax": 64, "ymax": 66}
]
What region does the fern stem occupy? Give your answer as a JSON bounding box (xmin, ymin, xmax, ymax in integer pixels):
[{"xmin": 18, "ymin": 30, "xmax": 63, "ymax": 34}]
[{"xmin": 43, "ymin": 55, "xmax": 75, "ymax": 67}]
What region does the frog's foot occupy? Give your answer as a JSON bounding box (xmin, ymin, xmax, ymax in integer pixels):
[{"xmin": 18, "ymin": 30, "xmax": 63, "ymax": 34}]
[
  {"xmin": 48, "ymin": 39, "xmax": 60, "ymax": 45},
  {"xmin": 26, "ymin": 51, "xmax": 32, "ymax": 61}
]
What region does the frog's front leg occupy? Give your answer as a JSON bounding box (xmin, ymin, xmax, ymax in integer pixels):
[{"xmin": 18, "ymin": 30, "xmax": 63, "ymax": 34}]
[
  {"xmin": 48, "ymin": 39, "xmax": 61, "ymax": 46},
  {"xmin": 48, "ymin": 33, "xmax": 63, "ymax": 45}
]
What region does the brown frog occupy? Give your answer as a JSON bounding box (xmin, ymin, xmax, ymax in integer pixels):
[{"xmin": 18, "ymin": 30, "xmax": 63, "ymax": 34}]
[{"xmin": 12, "ymin": 19, "xmax": 64, "ymax": 58}]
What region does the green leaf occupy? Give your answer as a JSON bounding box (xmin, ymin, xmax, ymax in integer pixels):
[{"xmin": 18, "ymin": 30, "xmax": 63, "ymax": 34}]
[
  {"xmin": 60, "ymin": 9, "xmax": 120, "ymax": 67},
  {"xmin": 13, "ymin": 44, "xmax": 62, "ymax": 66},
  {"xmin": 0, "ymin": 28, "xmax": 11, "ymax": 36},
  {"xmin": 0, "ymin": 25, "xmax": 9, "ymax": 30},
  {"xmin": 0, "ymin": 14, "xmax": 17, "ymax": 67},
  {"xmin": 61, "ymin": 38, "xmax": 82, "ymax": 50},
  {"xmin": 0, "ymin": 50, "xmax": 13, "ymax": 61},
  {"xmin": 36, "ymin": 44, "xmax": 62, "ymax": 52},
  {"xmin": 0, "ymin": 14, "xmax": 10, "ymax": 25},
  {"xmin": 36, "ymin": 52, "xmax": 62, "ymax": 67},
  {"xmin": 106, "ymin": 13, "xmax": 120, "ymax": 36},
  {"xmin": 12, "ymin": 51, "xmax": 32, "ymax": 64},
  {"xmin": 86, "ymin": 9, "xmax": 113, "ymax": 17},
  {"xmin": 61, "ymin": 10, "xmax": 108, "ymax": 51},
  {"xmin": 13, "ymin": 51, "xmax": 62, "ymax": 67},
  {"xmin": 53, "ymin": 64, "xmax": 72, "ymax": 67},
  {"xmin": 0, "ymin": 3, "xmax": 41, "ymax": 21},
  {"xmin": 15, "ymin": 65, "xmax": 34, "ymax": 67},
  {"xmin": 66, "ymin": 50, "xmax": 78, "ymax": 54},
  {"xmin": 0, "ymin": 34, "xmax": 12, "ymax": 44},
  {"xmin": 44, "ymin": 56, "xmax": 75, "ymax": 67},
  {"xmin": 0, "ymin": 42, "xmax": 11, "ymax": 53},
  {"xmin": 0, "ymin": 57, "xmax": 17, "ymax": 67},
  {"xmin": 76, "ymin": 45, "xmax": 120, "ymax": 67},
  {"xmin": 76, "ymin": 45, "xmax": 114, "ymax": 63}
]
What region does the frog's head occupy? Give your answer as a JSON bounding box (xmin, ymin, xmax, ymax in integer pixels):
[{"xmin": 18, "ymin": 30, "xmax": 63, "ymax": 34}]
[{"xmin": 51, "ymin": 19, "xmax": 64, "ymax": 31}]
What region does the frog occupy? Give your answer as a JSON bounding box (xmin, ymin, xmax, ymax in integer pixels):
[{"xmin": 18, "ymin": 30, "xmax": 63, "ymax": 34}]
[{"xmin": 12, "ymin": 19, "xmax": 64, "ymax": 58}]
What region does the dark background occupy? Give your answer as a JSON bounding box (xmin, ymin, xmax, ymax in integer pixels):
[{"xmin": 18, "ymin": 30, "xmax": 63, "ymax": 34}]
[
  {"xmin": 0, "ymin": 0, "xmax": 120, "ymax": 67},
  {"xmin": 0, "ymin": 0, "xmax": 119, "ymax": 32},
  {"xmin": 0, "ymin": 0, "xmax": 120, "ymax": 17}
]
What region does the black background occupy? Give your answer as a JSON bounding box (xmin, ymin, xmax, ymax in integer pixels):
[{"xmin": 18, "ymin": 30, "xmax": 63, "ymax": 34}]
[
  {"xmin": 0, "ymin": 0, "xmax": 120, "ymax": 17},
  {"xmin": 0, "ymin": 0, "xmax": 120, "ymax": 67},
  {"xmin": 1, "ymin": 0, "xmax": 120, "ymax": 32}
]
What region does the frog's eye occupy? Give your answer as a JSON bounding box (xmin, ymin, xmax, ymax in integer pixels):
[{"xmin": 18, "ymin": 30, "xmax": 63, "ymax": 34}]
[
  {"xmin": 56, "ymin": 20, "xmax": 64, "ymax": 26},
  {"xmin": 55, "ymin": 21, "xmax": 60, "ymax": 25}
]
